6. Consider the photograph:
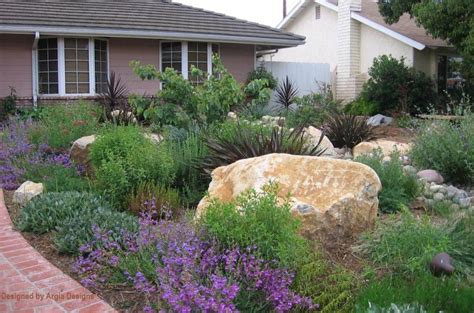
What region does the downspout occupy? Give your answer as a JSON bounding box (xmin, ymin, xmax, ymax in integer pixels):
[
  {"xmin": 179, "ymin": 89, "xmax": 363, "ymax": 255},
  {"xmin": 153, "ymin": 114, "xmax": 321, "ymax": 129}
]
[{"xmin": 32, "ymin": 32, "xmax": 40, "ymax": 107}]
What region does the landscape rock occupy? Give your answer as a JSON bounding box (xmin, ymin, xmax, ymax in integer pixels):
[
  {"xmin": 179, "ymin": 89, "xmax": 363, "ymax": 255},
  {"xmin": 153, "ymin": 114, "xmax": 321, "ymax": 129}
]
[
  {"xmin": 196, "ymin": 154, "xmax": 382, "ymax": 240},
  {"xmin": 430, "ymin": 253, "xmax": 454, "ymax": 276},
  {"xmin": 367, "ymin": 114, "xmax": 393, "ymax": 127},
  {"xmin": 459, "ymin": 198, "xmax": 472, "ymax": 209},
  {"xmin": 111, "ymin": 110, "xmax": 137, "ymax": 123},
  {"xmin": 353, "ymin": 140, "xmax": 412, "ymax": 159},
  {"xmin": 70, "ymin": 135, "xmax": 96, "ymax": 174},
  {"xmin": 403, "ymin": 165, "xmax": 417, "ymax": 176},
  {"xmin": 304, "ymin": 126, "xmax": 337, "ymax": 157},
  {"xmin": 144, "ymin": 133, "xmax": 164, "ymax": 144},
  {"xmin": 13, "ymin": 181, "xmax": 44, "ymax": 206},
  {"xmin": 417, "ymin": 170, "xmax": 444, "ymax": 184},
  {"xmin": 261, "ymin": 115, "xmax": 285, "ymax": 127},
  {"xmin": 433, "ymin": 193, "xmax": 445, "ymax": 201},
  {"xmin": 227, "ymin": 112, "xmax": 238, "ymax": 120}
]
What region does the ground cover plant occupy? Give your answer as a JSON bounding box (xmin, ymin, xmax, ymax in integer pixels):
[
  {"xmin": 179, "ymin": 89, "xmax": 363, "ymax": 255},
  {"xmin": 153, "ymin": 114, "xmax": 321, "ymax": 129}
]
[
  {"xmin": 356, "ymin": 150, "xmax": 420, "ymax": 213},
  {"xmin": 410, "ymin": 114, "xmax": 474, "ymax": 184}
]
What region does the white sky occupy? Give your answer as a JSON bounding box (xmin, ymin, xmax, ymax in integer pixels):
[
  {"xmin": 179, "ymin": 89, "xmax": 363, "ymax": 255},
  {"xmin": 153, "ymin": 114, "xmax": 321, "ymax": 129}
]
[{"xmin": 174, "ymin": 0, "xmax": 301, "ymax": 27}]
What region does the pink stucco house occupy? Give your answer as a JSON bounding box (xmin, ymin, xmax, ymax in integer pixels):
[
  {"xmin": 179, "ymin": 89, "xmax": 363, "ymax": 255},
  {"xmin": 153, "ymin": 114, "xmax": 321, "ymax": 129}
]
[{"xmin": 0, "ymin": 0, "xmax": 304, "ymax": 106}]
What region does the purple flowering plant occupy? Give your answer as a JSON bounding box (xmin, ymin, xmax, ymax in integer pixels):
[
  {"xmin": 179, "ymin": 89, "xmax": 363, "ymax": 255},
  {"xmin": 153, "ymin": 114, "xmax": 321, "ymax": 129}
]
[{"xmin": 73, "ymin": 210, "xmax": 315, "ymax": 312}]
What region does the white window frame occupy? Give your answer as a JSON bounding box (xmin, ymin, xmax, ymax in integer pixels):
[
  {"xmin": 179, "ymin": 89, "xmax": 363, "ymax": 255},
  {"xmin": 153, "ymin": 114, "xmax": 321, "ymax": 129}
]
[
  {"xmin": 36, "ymin": 37, "xmax": 109, "ymax": 97},
  {"xmin": 160, "ymin": 41, "xmax": 217, "ymax": 81}
]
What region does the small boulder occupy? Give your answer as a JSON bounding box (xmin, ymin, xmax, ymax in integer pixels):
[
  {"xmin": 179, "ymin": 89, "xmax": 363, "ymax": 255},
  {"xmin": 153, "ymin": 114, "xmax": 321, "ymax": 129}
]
[
  {"xmin": 433, "ymin": 193, "xmax": 445, "ymax": 201},
  {"xmin": 227, "ymin": 112, "xmax": 238, "ymax": 120},
  {"xmin": 144, "ymin": 133, "xmax": 164, "ymax": 144},
  {"xmin": 367, "ymin": 114, "xmax": 393, "ymax": 127},
  {"xmin": 196, "ymin": 154, "xmax": 382, "ymax": 240},
  {"xmin": 430, "ymin": 253, "xmax": 454, "ymax": 276},
  {"xmin": 304, "ymin": 126, "xmax": 337, "ymax": 157},
  {"xmin": 13, "ymin": 181, "xmax": 44, "ymax": 206},
  {"xmin": 353, "ymin": 140, "xmax": 412, "ymax": 159},
  {"xmin": 70, "ymin": 135, "xmax": 96, "ymax": 174},
  {"xmin": 417, "ymin": 170, "xmax": 444, "ymax": 184},
  {"xmin": 403, "ymin": 165, "xmax": 417, "ymax": 176},
  {"xmin": 111, "ymin": 110, "xmax": 137, "ymax": 123}
]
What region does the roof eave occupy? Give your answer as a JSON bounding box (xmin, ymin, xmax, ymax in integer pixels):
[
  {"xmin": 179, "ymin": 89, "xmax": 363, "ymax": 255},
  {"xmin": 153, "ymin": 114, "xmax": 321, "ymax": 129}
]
[{"xmin": 0, "ymin": 24, "xmax": 305, "ymax": 48}]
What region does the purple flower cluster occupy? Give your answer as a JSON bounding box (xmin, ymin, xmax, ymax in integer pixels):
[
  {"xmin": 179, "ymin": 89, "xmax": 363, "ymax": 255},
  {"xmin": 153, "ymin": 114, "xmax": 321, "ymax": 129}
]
[{"xmin": 73, "ymin": 212, "xmax": 315, "ymax": 313}]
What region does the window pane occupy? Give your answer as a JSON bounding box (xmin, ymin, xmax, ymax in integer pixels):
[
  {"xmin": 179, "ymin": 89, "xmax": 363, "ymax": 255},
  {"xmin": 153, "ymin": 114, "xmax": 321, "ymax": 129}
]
[
  {"xmin": 66, "ymin": 84, "xmax": 77, "ymax": 94},
  {"xmin": 161, "ymin": 42, "xmax": 182, "ymax": 73},
  {"xmin": 94, "ymin": 39, "xmax": 108, "ymax": 93},
  {"xmin": 64, "ymin": 39, "xmax": 76, "ymax": 48},
  {"xmin": 64, "ymin": 38, "xmax": 90, "ymax": 94},
  {"xmin": 78, "ymin": 61, "xmax": 89, "ymax": 71},
  {"xmin": 65, "ymin": 49, "xmax": 76, "ymax": 59},
  {"xmin": 188, "ymin": 42, "xmax": 208, "ymax": 85},
  {"xmin": 78, "ymin": 83, "xmax": 89, "ymax": 93},
  {"xmin": 78, "ymin": 72, "xmax": 89, "ymax": 83},
  {"xmin": 77, "ymin": 50, "xmax": 88, "ymax": 60},
  {"xmin": 37, "ymin": 38, "xmax": 58, "ymax": 94}
]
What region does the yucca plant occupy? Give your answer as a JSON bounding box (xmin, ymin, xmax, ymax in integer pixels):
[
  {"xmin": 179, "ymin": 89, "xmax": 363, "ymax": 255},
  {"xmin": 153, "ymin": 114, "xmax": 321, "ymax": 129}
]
[
  {"xmin": 99, "ymin": 71, "xmax": 131, "ymax": 124},
  {"xmin": 276, "ymin": 76, "xmax": 299, "ymax": 112},
  {"xmin": 202, "ymin": 125, "xmax": 325, "ymax": 173},
  {"xmin": 324, "ymin": 113, "xmax": 379, "ymax": 149}
]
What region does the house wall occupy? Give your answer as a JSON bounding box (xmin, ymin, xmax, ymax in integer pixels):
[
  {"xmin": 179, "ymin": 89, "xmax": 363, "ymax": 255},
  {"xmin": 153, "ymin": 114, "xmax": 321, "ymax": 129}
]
[
  {"xmin": 360, "ymin": 24, "xmax": 414, "ymax": 75},
  {"xmin": 109, "ymin": 38, "xmax": 161, "ymax": 96},
  {"xmin": 219, "ymin": 43, "xmax": 255, "ymax": 83},
  {"xmin": 0, "ymin": 34, "xmax": 33, "ymax": 98},
  {"xmin": 272, "ymin": 4, "xmax": 339, "ymax": 71},
  {"xmin": 413, "ymin": 48, "xmax": 437, "ymax": 79}
]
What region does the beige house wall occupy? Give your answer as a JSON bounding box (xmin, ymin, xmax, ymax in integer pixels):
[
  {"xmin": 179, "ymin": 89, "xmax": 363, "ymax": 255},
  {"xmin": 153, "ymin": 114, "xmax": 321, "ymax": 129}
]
[{"xmin": 272, "ymin": 4, "xmax": 339, "ymax": 71}]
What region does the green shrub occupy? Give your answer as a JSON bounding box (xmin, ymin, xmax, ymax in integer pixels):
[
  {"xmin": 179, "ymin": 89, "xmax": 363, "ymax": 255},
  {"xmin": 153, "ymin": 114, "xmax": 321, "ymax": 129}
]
[
  {"xmin": 198, "ymin": 183, "xmax": 310, "ymax": 269},
  {"xmin": 23, "ymin": 163, "xmax": 91, "ymax": 192},
  {"xmin": 356, "ymin": 150, "xmax": 420, "ymax": 213},
  {"xmin": 355, "ymin": 210, "xmax": 473, "ymax": 276},
  {"xmin": 362, "ymin": 55, "xmax": 436, "ymax": 114},
  {"xmin": 90, "ymin": 125, "xmax": 175, "ymax": 207},
  {"xmin": 54, "ymin": 208, "xmax": 138, "ymax": 254},
  {"xmin": 128, "ymin": 94, "xmax": 153, "ymax": 122},
  {"xmin": 293, "ymin": 251, "xmax": 356, "ymax": 313},
  {"xmin": 243, "ymin": 78, "xmax": 272, "ymax": 108},
  {"xmin": 1, "ymin": 86, "xmax": 17, "ymax": 120},
  {"xmin": 410, "ymin": 115, "xmax": 474, "ymax": 184},
  {"xmin": 17, "ymin": 192, "xmax": 113, "ymax": 234},
  {"xmin": 127, "ymin": 181, "xmax": 181, "ymax": 217},
  {"xmin": 286, "ymin": 91, "xmax": 340, "ymax": 128},
  {"xmin": 355, "ymin": 273, "xmax": 474, "ymax": 313},
  {"xmin": 344, "ymin": 97, "xmax": 378, "ymax": 116},
  {"xmin": 324, "ymin": 114, "xmax": 379, "ymax": 149},
  {"xmin": 247, "ymin": 66, "xmax": 278, "ymax": 90},
  {"xmin": 37, "ymin": 102, "xmax": 101, "ymax": 149}
]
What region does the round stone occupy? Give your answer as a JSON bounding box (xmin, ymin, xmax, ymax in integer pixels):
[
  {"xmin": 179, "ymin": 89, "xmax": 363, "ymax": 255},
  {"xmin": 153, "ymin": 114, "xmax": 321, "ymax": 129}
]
[
  {"xmin": 433, "ymin": 193, "xmax": 445, "ymax": 201},
  {"xmin": 403, "ymin": 165, "xmax": 417, "ymax": 176},
  {"xmin": 430, "ymin": 185, "xmax": 442, "ymax": 193},
  {"xmin": 459, "ymin": 198, "xmax": 472, "ymax": 209}
]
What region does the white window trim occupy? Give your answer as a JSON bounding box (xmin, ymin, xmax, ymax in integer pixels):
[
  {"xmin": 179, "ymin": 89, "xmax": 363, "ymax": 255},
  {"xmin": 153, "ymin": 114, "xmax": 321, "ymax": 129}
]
[{"xmin": 36, "ymin": 37, "xmax": 109, "ymax": 97}]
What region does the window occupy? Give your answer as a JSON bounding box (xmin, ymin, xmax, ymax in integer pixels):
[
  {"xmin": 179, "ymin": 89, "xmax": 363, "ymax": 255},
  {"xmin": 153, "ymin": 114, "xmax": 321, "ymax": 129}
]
[
  {"xmin": 315, "ymin": 5, "xmax": 321, "ymax": 20},
  {"xmin": 65, "ymin": 38, "xmax": 90, "ymax": 94},
  {"xmin": 188, "ymin": 42, "xmax": 208, "ymax": 84},
  {"xmin": 161, "ymin": 42, "xmax": 182, "ymax": 73},
  {"xmin": 95, "ymin": 39, "xmax": 108, "ymax": 93},
  {"xmin": 37, "ymin": 37, "xmax": 108, "ymax": 96},
  {"xmin": 38, "ymin": 38, "xmax": 59, "ymax": 94}
]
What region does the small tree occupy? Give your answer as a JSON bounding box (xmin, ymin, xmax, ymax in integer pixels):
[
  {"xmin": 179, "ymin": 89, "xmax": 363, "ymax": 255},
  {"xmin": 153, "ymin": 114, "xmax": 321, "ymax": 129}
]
[{"xmin": 361, "ymin": 55, "xmax": 436, "ymax": 114}]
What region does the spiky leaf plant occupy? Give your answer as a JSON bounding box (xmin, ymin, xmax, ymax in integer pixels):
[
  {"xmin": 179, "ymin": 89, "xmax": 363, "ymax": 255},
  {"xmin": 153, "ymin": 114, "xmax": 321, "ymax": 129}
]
[
  {"xmin": 324, "ymin": 113, "xmax": 379, "ymax": 149},
  {"xmin": 275, "ymin": 76, "xmax": 299, "ymax": 112},
  {"xmin": 202, "ymin": 125, "xmax": 325, "ymax": 173},
  {"xmin": 99, "ymin": 71, "xmax": 131, "ymax": 124}
]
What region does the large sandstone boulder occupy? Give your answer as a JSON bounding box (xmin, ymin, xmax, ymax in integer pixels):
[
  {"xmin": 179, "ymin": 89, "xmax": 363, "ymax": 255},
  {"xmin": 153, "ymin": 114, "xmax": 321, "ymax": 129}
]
[
  {"xmin": 13, "ymin": 181, "xmax": 44, "ymax": 206},
  {"xmin": 304, "ymin": 126, "xmax": 336, "ymax": 157},
  {"xmin": 197, "ymin": 154, "xmax": 382, "ymax": 240},
  {"xmin": 70, "ymin": 135, "xmax": 96, "ymax": 174},
  {"xmin": 353, "ymin": 140, "xmax": 412, "ymax": 158}
]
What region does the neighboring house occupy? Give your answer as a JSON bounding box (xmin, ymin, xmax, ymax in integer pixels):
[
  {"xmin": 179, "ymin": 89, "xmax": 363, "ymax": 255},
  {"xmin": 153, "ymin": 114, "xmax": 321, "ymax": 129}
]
[
  {"xmin": 0, "ymin": 0, "xmax": 304, "ymax": 106},
  {"xmin": 272, "ymin": 0, "xmax": 457, "ymax": 101}
]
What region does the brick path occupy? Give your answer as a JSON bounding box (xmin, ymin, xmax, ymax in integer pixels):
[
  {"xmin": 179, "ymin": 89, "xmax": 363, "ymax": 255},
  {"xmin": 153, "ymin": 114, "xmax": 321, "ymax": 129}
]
[{"xmin": 0, "ymin": 190, "xmax": 117, "ymax": 313}]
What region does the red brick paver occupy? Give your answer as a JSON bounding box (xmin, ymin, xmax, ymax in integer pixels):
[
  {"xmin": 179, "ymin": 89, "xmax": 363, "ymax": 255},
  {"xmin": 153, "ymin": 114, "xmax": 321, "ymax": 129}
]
[{"xmin": 0, "ymin": 190, "xmax": 116, "ymax": 313}]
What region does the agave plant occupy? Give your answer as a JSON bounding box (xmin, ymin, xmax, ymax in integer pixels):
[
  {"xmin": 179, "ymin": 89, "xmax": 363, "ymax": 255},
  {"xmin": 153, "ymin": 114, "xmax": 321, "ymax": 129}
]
[
  {"xmin": 324, "ymin": 113, "xmax": 379, "ymax": 149},
  {"xmin": 202, "ymin": 125, "xmax": 326, "ymax": 173},
  {"xmin": 275, "ymin": 76, "xmax": 299, "ymax": 112},
  {"xmin": 99, "ymin": 71, "xmax": 131, "ymax": 124}
]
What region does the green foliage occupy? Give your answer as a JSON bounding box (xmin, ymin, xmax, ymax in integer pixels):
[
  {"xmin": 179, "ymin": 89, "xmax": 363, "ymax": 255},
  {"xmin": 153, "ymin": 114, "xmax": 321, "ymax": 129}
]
[
  {"xmin": 199, "ymin": 183, "xmax": 310, "ymax": 269},
  {"xmin": 286, "ymin": 91, "xmax": 340, "ymax": 128},
  {"xmin": 17, "ymin": 192, "xmax": 113, "ymax": 234},
  {"xmin": 247, "ymin": 65, "xmax": 278, "ymax": 90},
  {"xmin": 293, "ymin": 251, "xmax": 356, "ymax": 313},
  {"xmin": 361, "ymin": 55, "xmax": 436, "ymax": 114},
  {"xmin": 324, "ymin": 114, "xmax": 379, "ymax": 149},
  {"xmin": 243, "ymin": 78, "xmax": 273, "ymax": 107},
  {"xmin": 35, "ymin": 102, "xmax": 101, "ymax": 149},
  {"xmin": 1, "ymin": 86, "xmax": 17, "ymax": 120},
  {"xmin": 54, "ymin": 207, "xmax": 138, "ymax": 255},
  {"xmin": 356, "ymin": 150, "xmax": 420, "ymax": 213},
  {"xmin": 23, "ymin": 163, "xmax": 91, "ymax": 192},
  {"xmin": 202, "ymin": 122, "xmax": 325, "ymax": 174},
  {"xmin": 356, "ymin": 273, "xmax": 474, "ymax": 313},
  {"xmin": 410, "ymin": 115, "xmax": 474, "ymax": 184},
  {"xmin": 127, "ymin": 181, "xmax": 181, "ymax": 216},
  {"xmin": 90, "ymin": 125, "xmax": 175, "ymax": 207},
  {"xmin": 344, "ymin": 97, "xmax": 379, "ymax": 116},
  {"xmin": 275, "ymin": 76, "xmax": 299, "ymax": 112},
  {"xmin": 355, "ymin": 210, "xmax": 473, "ymax": 276},
  {"xmin": 128, "ymin": 94, "xmax": 153, "ymax": 122}
]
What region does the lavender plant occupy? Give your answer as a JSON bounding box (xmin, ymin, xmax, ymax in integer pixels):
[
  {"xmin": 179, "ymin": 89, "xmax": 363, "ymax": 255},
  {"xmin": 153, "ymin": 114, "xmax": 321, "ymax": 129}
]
[{"xmin": 74, "ymin": 210, "xmax": 315, "ymax": 312}]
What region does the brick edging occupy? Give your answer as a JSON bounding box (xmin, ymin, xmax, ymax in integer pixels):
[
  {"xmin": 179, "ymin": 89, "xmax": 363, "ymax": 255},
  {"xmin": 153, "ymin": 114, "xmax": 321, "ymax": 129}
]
[{"xmin": 0, "ymin": 189, "xmax": 117, "ymax": 313}]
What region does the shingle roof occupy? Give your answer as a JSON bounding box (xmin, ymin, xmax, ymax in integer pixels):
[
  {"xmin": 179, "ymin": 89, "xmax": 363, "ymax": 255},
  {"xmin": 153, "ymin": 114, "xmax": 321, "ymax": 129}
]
[{"xmin": 0, "ymin": 0, "xmax": 305, "ymax": 49}]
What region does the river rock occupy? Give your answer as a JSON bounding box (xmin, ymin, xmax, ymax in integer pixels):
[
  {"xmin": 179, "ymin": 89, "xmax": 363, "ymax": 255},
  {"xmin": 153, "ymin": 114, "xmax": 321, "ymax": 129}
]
[
  {"xmin": 13, "ymin": 181, "xmax": 44, "ymax": 206},
  {"xmin": 196, "ymin": 154, "xmax": 382, "ymax": 240},
  {"xmin": 417, "ymin": 170, "xmax": 444, "ymax": 184}
]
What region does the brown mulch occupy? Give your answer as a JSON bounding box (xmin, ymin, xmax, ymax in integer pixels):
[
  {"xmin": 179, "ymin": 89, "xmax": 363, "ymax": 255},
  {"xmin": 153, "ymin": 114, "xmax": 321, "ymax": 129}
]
[
  {"xmin": 374, "ymin": 124, "xmax": 415, "ymax": 144},
  {"xmin": 3, "ymin": 190, "xmax": 145, "ymax": 313}
]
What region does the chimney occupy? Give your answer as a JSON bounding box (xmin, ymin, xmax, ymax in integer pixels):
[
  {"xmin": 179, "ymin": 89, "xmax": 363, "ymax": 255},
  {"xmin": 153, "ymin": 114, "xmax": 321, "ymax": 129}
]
[{"xmin": 283, "ymin": 0, "xmax": 287, "ymax": 18}]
